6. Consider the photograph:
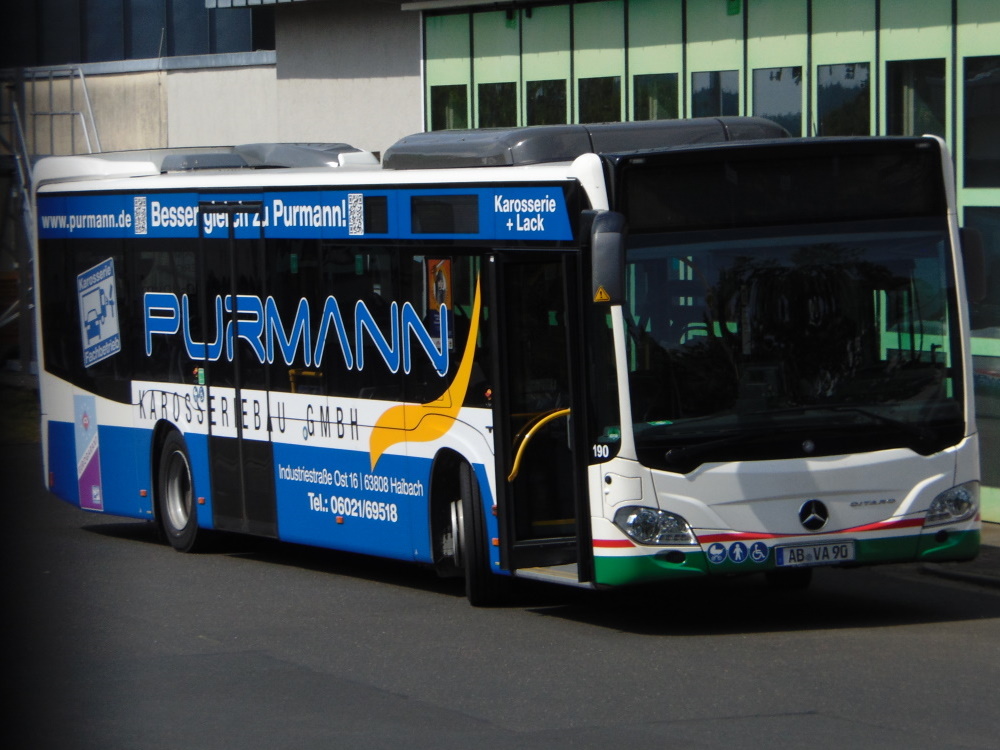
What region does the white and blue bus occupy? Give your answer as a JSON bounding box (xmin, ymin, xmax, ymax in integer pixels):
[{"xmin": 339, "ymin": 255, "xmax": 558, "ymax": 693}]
[{"xmin": 33, "ymin": 119, "xmax": 982, "ymax": 604}]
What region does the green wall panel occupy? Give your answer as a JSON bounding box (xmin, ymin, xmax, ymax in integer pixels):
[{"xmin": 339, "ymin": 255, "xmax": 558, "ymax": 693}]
[
  {"xmin": 628, "ymin": 0, "xmax": 683, "ymax": 121},
  {"xmin": 425, "ymin": 13, "xmax": 471, "ymax": 131},
  {"xmin": 748, "ymin": 0, "xmax": 808, "ymax": 136},
  {"xmin": 522, "ymin": 5, "xmax": 571, "ymax": 125},
  {"xmin": 627, "ymin": 0, "xmax": 682, "ymax": 73},
  {"xmin": 473, "ymin": 11, "xmax": 521, "ymax": 128},
  {"xmin": 425, "ymin": 14, "xmax": 470, "ymax": 86},
  {"xmin": 573, "ymin": 0, "xmax": 625, "ymax": 122},
  {"xmin": 880, "ymin": 0, "xmax": 951, "ymax": 140},
  {"xmin": 687, "ymin": 0, "xmax": 744, "ymax": 116}
]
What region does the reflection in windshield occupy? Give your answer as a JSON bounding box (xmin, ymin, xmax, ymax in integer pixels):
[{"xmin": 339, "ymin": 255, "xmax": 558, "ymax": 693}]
[{"xmin": 624, "ymin": 226, "xmax": 965, "ymax": 471}]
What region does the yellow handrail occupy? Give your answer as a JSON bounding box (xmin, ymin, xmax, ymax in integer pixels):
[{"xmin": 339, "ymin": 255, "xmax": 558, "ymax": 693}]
[{"xmin": 507, "ymin": 408, "xmax": 570, "ymax": 482}]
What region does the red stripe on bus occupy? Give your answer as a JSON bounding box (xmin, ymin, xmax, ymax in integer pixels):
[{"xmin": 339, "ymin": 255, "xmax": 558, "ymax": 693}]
[
  {"xmin": 593, "ymin": 539, "xmax": 635, "ymax": 548},
  {"xmin": 697, "ymin": 516, "xmax": 925, "ymax": 544},
  {"xmin": 698, "ymin": 531, "xmax": 776, "ymax": 543}
]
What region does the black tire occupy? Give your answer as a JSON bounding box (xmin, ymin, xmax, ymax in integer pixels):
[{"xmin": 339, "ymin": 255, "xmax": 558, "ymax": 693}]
[
  {"xmin": 156, "ymin": 432, "xmax": 201, "ymax": 552},
  {"xmin": 459, "ymin": 462, "xmax": 510, "ymax": 606},
  {"xmin": 765, "ymin": 566, "xmax": 813, "ymax": 591}
]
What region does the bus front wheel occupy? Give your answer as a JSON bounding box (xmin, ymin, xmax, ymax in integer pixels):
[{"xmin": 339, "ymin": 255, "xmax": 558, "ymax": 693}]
[
  {"xmin": 156, "ymin": 432, "xmax": 200, "ymax": 552},
  {"xmin": 459, "ymin": 462, "xmax": 509, "ymax": 607}
]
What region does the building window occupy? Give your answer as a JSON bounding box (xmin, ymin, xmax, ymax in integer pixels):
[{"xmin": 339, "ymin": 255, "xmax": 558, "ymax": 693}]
[
  {"xmin": 3, "ymin": 0, "xmax": 266, "ymax": 67},
  {"xmin": 753, "ymin": 66, "xmax": 802, "ymax": 136},
  {"xmin": 430, "ymin": 85, "xmax": 468, "ymax": 131},
  {"xmin": 887, "ymin": 59, "xmax": 946, "ymax": 138},
  {"xmin": 964, "ymin": 56, "xmax": 1000, "ymax": 188},
  {"xmin": 692, "ymin": 70, "xmax": 739, "ymax": 117},
  {"xmin": 478, "ymin": 82, "xmax": 517, "ymax": 129},
  {"xmin": 579, "ymin": 76, "xmax": 622, "ymax": 123},
  {"xmin": 965, "ymin": 207, "xmax": 1000, "ymax": 334},
  {"xmin": 526, "ymin": 79, "xmax": 568, "ymax": 126},
  {"xmin": 817, "ymin": 63, "xmax": 870, "ymax": 136},
  {"xmin": 634, "ymin": 73, "xmax": 679, "ymax": 121}
]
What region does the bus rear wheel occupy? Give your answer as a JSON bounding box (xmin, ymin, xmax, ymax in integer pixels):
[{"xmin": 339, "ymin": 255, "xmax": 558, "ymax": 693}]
[{"xmin": 157, "ymin": 432, "xmax": 200, "ymax": 552}]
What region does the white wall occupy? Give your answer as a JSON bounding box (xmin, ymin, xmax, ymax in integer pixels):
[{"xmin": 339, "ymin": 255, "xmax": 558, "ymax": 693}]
[
  {"xmin": 23, "ymin": 71, "xmax": 168, "ymax": 154},
  {"xmin": 274, "ymin": 1, "xmax": 423, "ymax": 155},
  {"xmin": 167, "ymin": 66, "xmax": 279, "ymax": 147}
]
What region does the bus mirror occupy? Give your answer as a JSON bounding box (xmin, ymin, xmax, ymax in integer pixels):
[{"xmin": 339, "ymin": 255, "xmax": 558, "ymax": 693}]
[
  {"xmin": 960, "ymin": 228, "xmax": 987, "ymax": 304},
  {"xmin": 589, "ymin": 210, "xmax": 627, "ymax": 305}
]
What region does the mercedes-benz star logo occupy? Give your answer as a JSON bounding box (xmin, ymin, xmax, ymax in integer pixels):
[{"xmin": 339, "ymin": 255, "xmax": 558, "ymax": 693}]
[{"xmin": 799, "ymin": 499, "xmax": 829, "ymax": 531}]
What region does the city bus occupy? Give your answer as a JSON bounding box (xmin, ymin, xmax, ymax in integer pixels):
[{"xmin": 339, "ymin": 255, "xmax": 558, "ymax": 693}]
[{"xmin": 32, "ymin": 118, "xmax": 982, "ymax": 605}]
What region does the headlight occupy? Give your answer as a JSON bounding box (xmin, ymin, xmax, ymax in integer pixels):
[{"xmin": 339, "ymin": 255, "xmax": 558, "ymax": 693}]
[
  {"xmin": 614, "ymin": 506, "xmax": 696, "ymax": 545},
  {"xmin": 925, "ymin": 482, "xmax": 979, "ymax": 527}
]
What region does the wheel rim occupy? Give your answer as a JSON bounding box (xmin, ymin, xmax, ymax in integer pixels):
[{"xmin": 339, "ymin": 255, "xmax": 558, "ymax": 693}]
[{"xmin": 164, "ymin": 449, "xmax": 192, "ymax": 533}]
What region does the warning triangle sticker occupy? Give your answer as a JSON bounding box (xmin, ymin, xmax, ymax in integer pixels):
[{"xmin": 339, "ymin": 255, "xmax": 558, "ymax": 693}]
[{"xmin": 593, "ymin": 286, "xmax": 611, "ymax": 303}]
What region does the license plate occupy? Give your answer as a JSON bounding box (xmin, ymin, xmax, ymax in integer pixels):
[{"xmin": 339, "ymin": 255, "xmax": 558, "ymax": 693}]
[{"xmin": 775, "ymin": 540, "xmax": 855, "ymax": 567}]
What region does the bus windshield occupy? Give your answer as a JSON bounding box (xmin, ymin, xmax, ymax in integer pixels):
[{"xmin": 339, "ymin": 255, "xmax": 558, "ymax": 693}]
[{"xmin": 624, "ymin": 220, "xmax": 965, "ymax": 473}]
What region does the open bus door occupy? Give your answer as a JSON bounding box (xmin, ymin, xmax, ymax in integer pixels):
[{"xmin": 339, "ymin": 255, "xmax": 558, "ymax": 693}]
[
  {"xmin": 489, "ymin": 252, "xmax": 592, "ymax": 581},
  {"xmin": 198, "ymin": 200, "xmax": 278, "ymax": 537}
]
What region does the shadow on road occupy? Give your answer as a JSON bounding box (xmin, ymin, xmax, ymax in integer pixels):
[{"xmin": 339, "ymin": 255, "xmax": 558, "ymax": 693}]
[
  {"xmin": 525, "ymin": 567, "xmax": 1000, "ymax": 635},
  {"xmin": 80, "ymin": 515, "xmax": 1000, "ymax": 636}
]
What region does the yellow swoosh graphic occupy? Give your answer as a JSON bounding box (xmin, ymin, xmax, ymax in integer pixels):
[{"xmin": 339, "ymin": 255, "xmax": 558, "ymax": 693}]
[{"xmin": 369, "ymin": 276, "xmax": 482, "ymax": 470}]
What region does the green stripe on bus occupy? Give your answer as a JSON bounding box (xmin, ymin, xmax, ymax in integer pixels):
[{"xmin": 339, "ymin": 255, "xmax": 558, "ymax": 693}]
[{"xmin": 592, "ymin": 529, "xmax": 980, "ymax": 586}]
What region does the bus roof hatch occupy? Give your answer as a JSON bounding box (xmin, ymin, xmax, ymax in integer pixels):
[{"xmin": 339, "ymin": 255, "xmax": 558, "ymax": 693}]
[{"xmin": 381, "ymin": 117, "xmax": 788, "ymax": 170}]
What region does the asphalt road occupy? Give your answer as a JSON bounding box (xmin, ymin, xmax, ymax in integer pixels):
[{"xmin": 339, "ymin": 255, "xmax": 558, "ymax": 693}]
[{"xmin": 4, "ymin": 441, "xmax": 1000, "ymax": 750}]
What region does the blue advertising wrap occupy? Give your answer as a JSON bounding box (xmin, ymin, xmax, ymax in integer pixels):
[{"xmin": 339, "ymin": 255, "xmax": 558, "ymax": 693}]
[{"xmin": 38, "ymin": 186, "xmax": 575, "ymax": 242}]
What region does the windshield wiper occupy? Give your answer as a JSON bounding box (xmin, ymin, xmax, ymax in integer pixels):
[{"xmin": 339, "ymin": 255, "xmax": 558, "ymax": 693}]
[
  {"xmin": 650, "ymin": 405, "xmax": 943, "ymax": 474},
  {"xmin": 752, "ymin": 404, "xmax": 941, "ymax": 451},
  {"xmin": 658, "ymin": 427, "xmax": 793, "ymax": 474}
]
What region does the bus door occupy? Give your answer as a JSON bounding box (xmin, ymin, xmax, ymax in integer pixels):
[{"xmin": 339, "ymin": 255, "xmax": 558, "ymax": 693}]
[
  {"xmin": 490, "ymin": 252, "xmax": 590, "ymax": 575},
  {"xmin": 199, "ymin": 200, "xmax": 277, "ymax": 537}
]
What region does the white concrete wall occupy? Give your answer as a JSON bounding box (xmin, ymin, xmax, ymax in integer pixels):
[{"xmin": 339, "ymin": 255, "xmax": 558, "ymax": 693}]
[
  {"xmin": 88, "ymin": 72, "xmax": 168, "ymax": 151},
  {"xmin": 166, "ymin": 66, "xmax": 278, "ymax": 147},
  {"xmin": 274, "ymin": 1, "xmax": 423, "ymax": 155},
  {"xmin": 23, "ymin": 71, "xmax": 167, "ymax": 154}
]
